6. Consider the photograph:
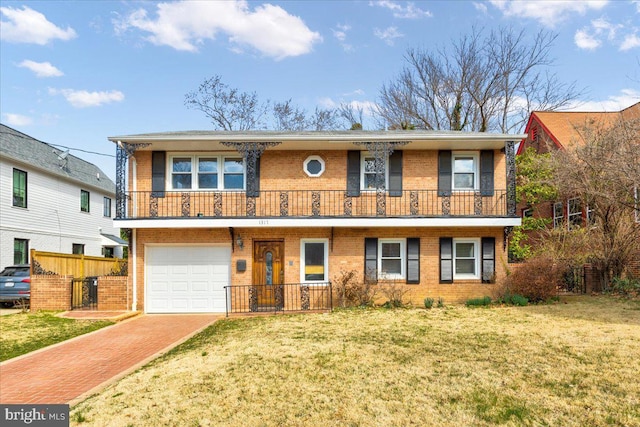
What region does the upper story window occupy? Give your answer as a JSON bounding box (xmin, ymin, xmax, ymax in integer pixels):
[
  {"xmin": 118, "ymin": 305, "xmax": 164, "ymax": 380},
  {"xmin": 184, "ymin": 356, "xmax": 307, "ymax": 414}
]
[
  {"xmin": 452, "ymin": 152, "xmax": 479, "ymax": 191},
  {"xmin": 170, "ymin": 155, "xmax": 244, "ymax": 191},
  {"xmin": 553, "ymin": 202, "xmax": 564, "ymax": 228},
  {"xmin": 80, "ymin": 190, "xmax": 90, "ymax": 212},
  {"xmin": 303, "ymin": 156, "xmax": 325, "ymax": 177},
  {"xmin": 361, "ymin": 153, "xmax": 388, "ymax": 190},
  {"xmin": 103, "ymin": 197, "xmax": 112, "ymax": 217},
  {"xmin": 12, "ymin": 168, "xmax": 27, "ymax": 208},
  {"xmin": 567, "ymin": 198, "xmax": 582, "ymax": 228}
]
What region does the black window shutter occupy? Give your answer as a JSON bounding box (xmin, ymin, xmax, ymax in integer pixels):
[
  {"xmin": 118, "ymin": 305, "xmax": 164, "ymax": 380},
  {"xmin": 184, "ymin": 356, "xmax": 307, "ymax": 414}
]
[
  {"xmin": 151, "ymin": 151, "xmax": 166, "ymax": 198},
  {"xmin": 347, "ymin": 151, "xmax": 361, "ymax": 197},
  {"xmin": 480, "ymin": 150, "xmax": 494, "ymax": 196},
  {"xmin": 389, "ymin": 150, "xmax": 403, "ymax": 197},
  {"xmin": 406, "ymin": 238, "xmax": 420, "ymax": 284},
  {"xmin": 440, "ymin": 237, "xmax": 453, "ymax": 283},
  {"xmin": 438, "ymin": 151, "xmax": 452, "ymax": 196},
  {"xmin": 481, "ymin": 237, "xmax": 496, "ymax": 283},
  {"xmin": 364, "ymin": 238, "xmax": 378, "ymax": 282},
  {"xmin": 247, "ymin": 157, "xmax": 260, "ymax": 197}
]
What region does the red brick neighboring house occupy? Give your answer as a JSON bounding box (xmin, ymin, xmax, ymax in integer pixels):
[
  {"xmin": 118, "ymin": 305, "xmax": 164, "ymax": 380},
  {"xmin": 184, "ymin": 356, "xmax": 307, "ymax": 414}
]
[{"xmin": 516, "ymin": 102, "xmax": 640, "ymax": 277}]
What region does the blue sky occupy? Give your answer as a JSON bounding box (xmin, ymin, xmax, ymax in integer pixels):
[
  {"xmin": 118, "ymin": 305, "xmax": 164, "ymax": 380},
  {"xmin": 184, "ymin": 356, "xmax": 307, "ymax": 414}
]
[{"xmin": 1, "ymin": 0, "xmax": 639, "ymax": 180}]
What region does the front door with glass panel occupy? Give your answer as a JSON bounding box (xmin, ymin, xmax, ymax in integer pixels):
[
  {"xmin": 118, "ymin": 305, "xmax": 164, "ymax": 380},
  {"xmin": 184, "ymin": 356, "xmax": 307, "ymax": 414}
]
[{"xmin": 252, "ymin": 241, "xmax": 284, "ymax": 307}]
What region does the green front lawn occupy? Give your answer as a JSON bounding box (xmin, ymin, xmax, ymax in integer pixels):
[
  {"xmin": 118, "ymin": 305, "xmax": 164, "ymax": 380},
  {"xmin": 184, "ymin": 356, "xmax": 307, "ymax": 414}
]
[
  {"xmin": 0, "ymin": 311, "xmax": 114, "ymax": 361},
  {"xmin": 71, "ymin": 296, "xmax": 640, "ymax": 427}
]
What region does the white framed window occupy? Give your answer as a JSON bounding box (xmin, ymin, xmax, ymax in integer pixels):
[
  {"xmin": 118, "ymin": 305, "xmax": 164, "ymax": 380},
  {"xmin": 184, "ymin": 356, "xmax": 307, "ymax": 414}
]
[
  {"xmin": 300, "ymin": 239, "xmax": 329, "ymax": 283},
  {"xmin": 169, "ymin": 155, "xmax": 245, "ymax": 191},
  {"xmin": 453, "ymin": 238, "xmax": 480, "ymax": 280},
  {"xmin": 522, "ymin": 207, "xmax": 532, "ymax": 218},
  {"xmin": 103, "ymin": 197, "xmax": 112, "ymax": 217},
  {"xmin": 361, "ymin": 153, "xmax": 388, "ymax": 190},
  {"xmin": 553, "ymin": 202, "xmax": 564, "ymax": 228},
  {"xmin": 452, "ymin": 152, "xmax": 479, "ymax": 191},
  {"xmin": 567, "ymin": 198, "xmax": 582, "ymax": 228},
  {"xmin": 303, "ymin": 155, "xmax": 325, "ymax": 177},
  {"xmin": 378, "ymin": 239, "xmax": 405, "ymax": 279}
]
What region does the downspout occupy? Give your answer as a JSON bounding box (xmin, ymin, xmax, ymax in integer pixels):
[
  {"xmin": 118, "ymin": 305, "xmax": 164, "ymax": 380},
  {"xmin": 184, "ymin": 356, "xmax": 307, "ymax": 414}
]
[{"xmin": 131, "ymin": 157, "xmax": 138, "ymax": 312}]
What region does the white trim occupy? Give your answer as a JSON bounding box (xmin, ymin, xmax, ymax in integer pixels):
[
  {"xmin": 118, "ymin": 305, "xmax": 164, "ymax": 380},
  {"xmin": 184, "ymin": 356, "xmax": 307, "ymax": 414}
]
[
  {"xmin": 300, "ymin": 238, "xmax": 329, "ymax": 284},
  {"xmin": 303, "ymin": 156, "xmax": 325, "ymax": 177},
  {"xmin": 167, "ymin": 153, "xmax": 245, "ymax": 191},
  {"xmin": 132, "ymin": 228, "xmax": 137, "ymax": 311},
  {"xmin": 361, "ymin": 152, "xmax": 389, "ymax": 190},
  {"xmin": 452, "ymin": 152, "xmax": 479, "ymax": 191},
  {"xmin": 116, "ymin": 217, "xmax": 521, "ymax": 229},
  {"xmin": 378, "ymin": 238, "xmax": 405, "ymax": 280},
  {"xmin": 453, "ymin": 238, "xmax": 480, "ymax": 280}
]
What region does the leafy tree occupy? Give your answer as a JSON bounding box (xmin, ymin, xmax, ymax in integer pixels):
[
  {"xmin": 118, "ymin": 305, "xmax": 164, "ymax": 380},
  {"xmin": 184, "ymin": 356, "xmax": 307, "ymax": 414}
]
[{"xmin": 376, "ymin": 27, "xmax": 581, "ymax": 132}]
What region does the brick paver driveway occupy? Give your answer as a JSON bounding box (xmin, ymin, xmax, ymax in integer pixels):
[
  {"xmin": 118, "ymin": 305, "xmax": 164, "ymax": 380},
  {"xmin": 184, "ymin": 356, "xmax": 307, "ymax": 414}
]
[{"xmin": 0, "ymin": 314, "xmax": 220, "ymax": 404}]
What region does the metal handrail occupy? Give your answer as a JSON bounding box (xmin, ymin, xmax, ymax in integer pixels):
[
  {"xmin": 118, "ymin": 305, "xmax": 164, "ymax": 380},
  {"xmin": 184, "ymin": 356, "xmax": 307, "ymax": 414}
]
[{"xmin": 224, "ymin": 282, "xmax": 332, "ymax": 316}]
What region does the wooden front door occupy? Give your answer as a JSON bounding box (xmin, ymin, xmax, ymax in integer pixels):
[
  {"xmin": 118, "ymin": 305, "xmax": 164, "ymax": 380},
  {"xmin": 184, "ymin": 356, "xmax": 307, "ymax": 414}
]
[{"xmin": 253, "ymin": 240, "xmax": 284, "ymax": 307}]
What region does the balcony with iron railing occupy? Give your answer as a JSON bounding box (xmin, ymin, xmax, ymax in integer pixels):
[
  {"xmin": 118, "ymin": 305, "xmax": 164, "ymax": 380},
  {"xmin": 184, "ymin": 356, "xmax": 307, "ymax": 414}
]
[{"xmin": 117, "ymin": 189, "xmax": 515, "ymax": 220}]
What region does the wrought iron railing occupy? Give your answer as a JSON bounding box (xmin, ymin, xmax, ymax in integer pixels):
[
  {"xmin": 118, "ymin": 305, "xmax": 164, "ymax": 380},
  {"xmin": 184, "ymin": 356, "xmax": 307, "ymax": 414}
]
[
  {"xmin": 119, "ymin": 189, "xmax": 513, "ymax": 219},
  {"xmin": 224, "ymin": 282, "xmax": 332, "ymax": 316}
]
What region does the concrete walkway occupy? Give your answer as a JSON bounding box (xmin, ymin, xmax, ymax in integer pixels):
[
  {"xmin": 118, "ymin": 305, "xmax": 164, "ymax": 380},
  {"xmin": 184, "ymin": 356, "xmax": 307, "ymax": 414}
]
[{"xmin": 0, "ymin": 314, "xmax": 221, "ymax": 405}]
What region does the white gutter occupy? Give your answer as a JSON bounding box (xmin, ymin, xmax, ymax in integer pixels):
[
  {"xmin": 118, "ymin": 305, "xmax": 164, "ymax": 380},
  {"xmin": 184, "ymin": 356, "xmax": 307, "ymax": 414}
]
[{"xmin": 115, "ymin": 217, "xmax": 522, "ymax": 229}]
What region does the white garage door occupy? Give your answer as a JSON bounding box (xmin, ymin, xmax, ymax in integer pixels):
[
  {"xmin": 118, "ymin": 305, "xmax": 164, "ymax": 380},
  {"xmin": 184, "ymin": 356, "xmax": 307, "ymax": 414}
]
[{"xmin": 146, "ymin": 245, "xmax": 230, "ymax": 313}]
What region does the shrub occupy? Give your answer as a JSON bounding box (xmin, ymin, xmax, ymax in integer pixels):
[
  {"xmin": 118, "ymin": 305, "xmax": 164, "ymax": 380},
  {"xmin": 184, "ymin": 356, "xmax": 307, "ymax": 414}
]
[
  {"xmin": 333, "ymin": 269, "xmax": 378, "ymax": 308},
  {"xmin": 500, "ymin": 255, "xmax": 564, "ymax": 303},
  {"xmin": 437, "ymin": 297, "xmax": 445, "ymax": 308},
  {"xmin": 609, "ymin": 277, "xmax": 640, "ymax": 297},
  {"xmin": 424, "ymin": 298, "xmax": 434, "ymax": 309},
  {"xmin": 379, "ymin": 281, "xmax": 411, "ymax": 308},
  {"xmin": 466, "ymin": 296, "xmax": 492, "ymax": 307},
  {"xmin": 498, "ymin": 294, "xmax": 529, "ymax": 306}
]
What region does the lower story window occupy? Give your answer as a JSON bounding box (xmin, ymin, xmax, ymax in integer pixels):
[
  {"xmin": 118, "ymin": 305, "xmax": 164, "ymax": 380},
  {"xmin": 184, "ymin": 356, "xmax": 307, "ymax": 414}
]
[
  {"xmin": 379, "ymin": 239, "xmax": 405, "ymax": 279},
  {"xmin": 72, "ymin": 244, "xmax": 85, "ymax": 255},
  {"xmin": 14, "ymin": 239, "xmax": 29, "ymax": 264},
  {"xmin": 300, "ymin": 239, "xmax": 328, "ymax": 283},
  {"xmin": 453, "ymin": 238, "xmax": 480, "ymax": 280}
]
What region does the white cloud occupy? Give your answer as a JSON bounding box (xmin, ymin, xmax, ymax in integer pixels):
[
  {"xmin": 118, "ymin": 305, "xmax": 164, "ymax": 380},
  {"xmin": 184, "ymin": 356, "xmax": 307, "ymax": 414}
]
[
  {"xmin": 620, "ymin": 33, "xmax": 640, "ymax": 51},
  {"xmin": 374, "ymin": 26, "xmax": 403, "ymax": 46},
  {"xmin": 2, "ymin": 113, "xmax": 33, "ymax": 126},
  {"xmin": 114, "ymin": 1, "xmax": 321, "ymax": 60},
  {"xmin": 473, "ymin": 2, "xmax": 489, "ymax": 14},
  {"xmin": 567, "ymin": 89, "xmax": 640, "ymax": 111},
  {"xmin": 332, "ymin": 23, "xmax": 353, "ymax": 52},
  {"xmin": 18, "ymin": 60, "xmax": 63, "ymax": 77},
  {"xmin": 0, "ymin": 5, "xmax": 76, "ymax": 44},
  {"xmin": 488, "ymin": 0, "xmax": 608, "ymax": 27},
  {"xmin": 575, "ymin": 29, "xmax": 601, "ymax": 50},
  {"xmin": 49, "ymin": 88, "xmax": 125, "ymax": 108},
  {"xmin": 369, "ymin": 1, "xmax": 432, "ymax": 19}
]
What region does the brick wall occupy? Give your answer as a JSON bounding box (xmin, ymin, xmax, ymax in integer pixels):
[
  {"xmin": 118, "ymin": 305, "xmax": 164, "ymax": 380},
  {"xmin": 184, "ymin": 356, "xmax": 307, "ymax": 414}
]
[
  {"xmin": 97, "ymin": 276, "xmax": 129, "ymax": 310},
  {"xmin": 30, "ymin": 275, "xmax": 73, "ymax": 311},
  {"xmin": 134, "ymin": 226, "xmax": 507, "ymax": 309}
]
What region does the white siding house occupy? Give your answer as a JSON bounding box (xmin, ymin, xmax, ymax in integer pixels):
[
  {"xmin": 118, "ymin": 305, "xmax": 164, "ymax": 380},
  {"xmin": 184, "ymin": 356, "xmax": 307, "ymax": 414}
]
[{"xmin": 0, "ymin": 124, "xmax": 125, "ymax": 269}]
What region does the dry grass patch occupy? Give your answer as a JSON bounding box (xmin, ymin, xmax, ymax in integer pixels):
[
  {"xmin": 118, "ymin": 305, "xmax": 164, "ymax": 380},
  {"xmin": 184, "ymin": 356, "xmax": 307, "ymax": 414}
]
[
  {"xmin": 71, "ymin": 296, "xmax": 640, "ymax": 427},
  {"xmin": 0, "ymin": 311, "xmax": 114, "ymax": 361}
]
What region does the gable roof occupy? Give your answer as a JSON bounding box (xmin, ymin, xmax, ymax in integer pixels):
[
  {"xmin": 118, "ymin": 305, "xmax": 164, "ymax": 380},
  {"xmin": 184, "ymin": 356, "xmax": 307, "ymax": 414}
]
[
  {"xmin": 518, "ymin": 102, "xmax": 640, "ymax": 155},
  {"xmin": 0, "ymin": 124, "xmax": 115, "ymax": 194}
]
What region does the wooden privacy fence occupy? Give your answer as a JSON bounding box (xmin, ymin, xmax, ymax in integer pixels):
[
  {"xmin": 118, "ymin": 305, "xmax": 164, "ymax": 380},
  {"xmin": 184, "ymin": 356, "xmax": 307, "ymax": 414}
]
[{"xmin": 31, "ymin": 249, "xmax": 127, "ymax": 278}]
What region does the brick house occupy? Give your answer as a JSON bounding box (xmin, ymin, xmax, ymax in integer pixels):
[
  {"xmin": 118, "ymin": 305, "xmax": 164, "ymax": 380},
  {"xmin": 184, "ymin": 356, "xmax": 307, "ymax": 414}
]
[
  {"xmin": 517, "ymin": 102, "xmax": 640, "ymax": 228},
  {"xmin": 111, "ymin": 130, "xmax": 522, "ymax": 313},
  {"xmin": 516, "ymin": 103, "xmax": 640, "ymax": 279}
]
